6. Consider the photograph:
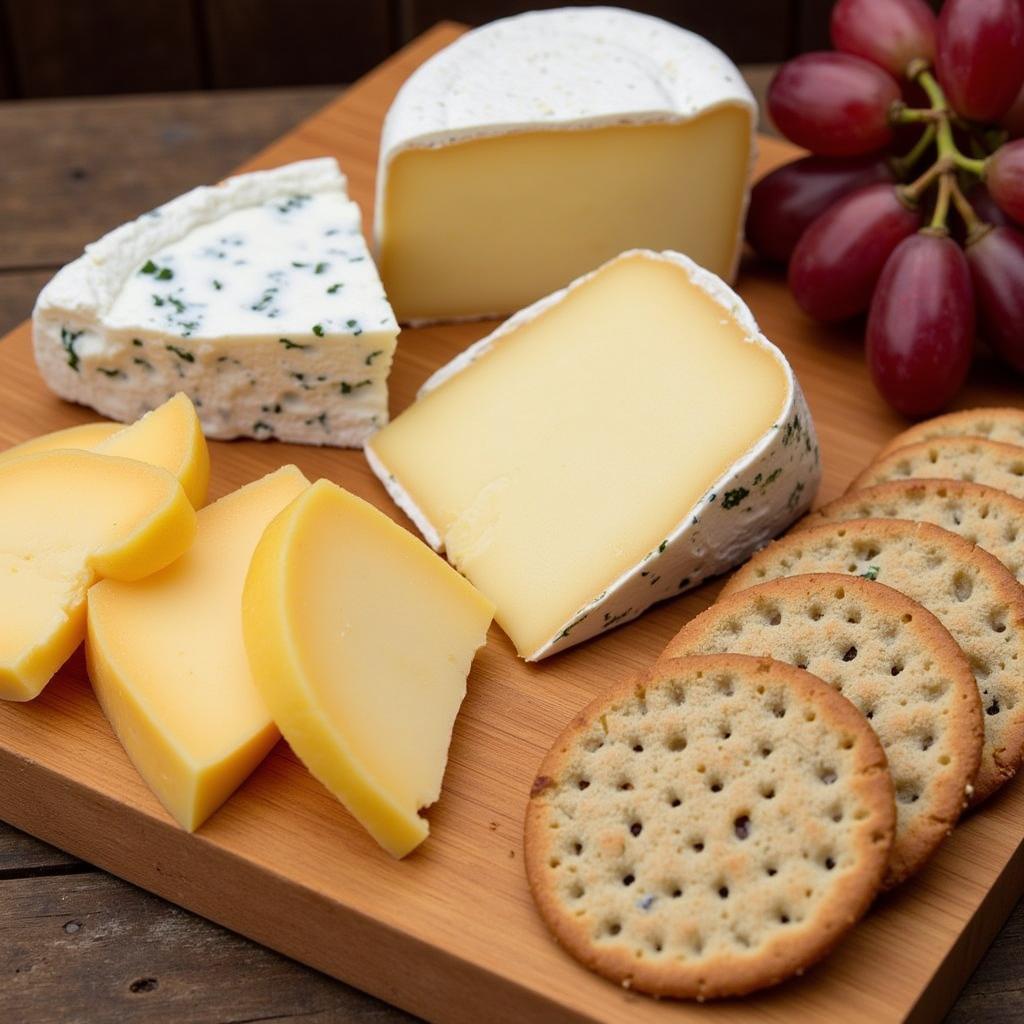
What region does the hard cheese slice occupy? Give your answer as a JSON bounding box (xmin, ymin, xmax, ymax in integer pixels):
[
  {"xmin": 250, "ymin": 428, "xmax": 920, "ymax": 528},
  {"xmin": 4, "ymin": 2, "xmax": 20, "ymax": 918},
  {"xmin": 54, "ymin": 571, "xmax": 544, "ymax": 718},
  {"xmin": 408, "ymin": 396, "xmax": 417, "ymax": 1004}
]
[
  {"xmin": 87, "ymin": 466, "xmax": 310, "ymax": 830},
  {"xmin": 367, "ymin": 250, "xmax": 820, "ymax": 660},
  {"xmin": 376, "ymin": 8, "xmax": 754, "ymax": 322},
  {"xmin": 94, "ymin": 393, "xmax": 210, "ymax": 508},
  {"xmin": 0, "ymin": 451, "xmax": 196, "ymax": 700},
  {"xmin": 242, "ymin": 480, "xmax": 495, "ymax": 858},
  {"xmin": 34, "ymin": 159, "xmax": 398, "ymax": 448},
  {"xmin": 0, "ymin": 421, "xmax": 121, "ymax": 467}
]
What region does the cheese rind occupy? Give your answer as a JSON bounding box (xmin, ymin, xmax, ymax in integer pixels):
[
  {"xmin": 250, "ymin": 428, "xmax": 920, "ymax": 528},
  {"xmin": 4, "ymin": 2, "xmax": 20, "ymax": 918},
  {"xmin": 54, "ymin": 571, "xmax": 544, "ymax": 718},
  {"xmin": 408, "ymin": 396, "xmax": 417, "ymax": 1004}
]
[
  {"xmin": 368, "ymin": 250, "xmax": 820, "ymax": 660},
  {"xmin": 33, "ymin": 159, "xmax": 398, "ymax": 448},
  {"xmin": 376, "ymin": 7, "xmax": 756, "ymax": 322},
  {"xmin": 0, "ymin": 450, "xmax": 196, "ymax": 700},
  {"xmin": 242, "ymin": 480, "xmax": 494, "ymax": 858},
  {"xmin": 87, "ymin": 466, "xmax": 310, "ymax": 830}
]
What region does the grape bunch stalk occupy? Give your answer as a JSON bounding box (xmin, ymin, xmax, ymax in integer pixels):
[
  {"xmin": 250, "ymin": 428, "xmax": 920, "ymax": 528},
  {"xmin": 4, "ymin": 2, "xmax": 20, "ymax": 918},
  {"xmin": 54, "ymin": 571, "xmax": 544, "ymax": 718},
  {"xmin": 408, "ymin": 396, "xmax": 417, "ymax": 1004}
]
[{"xmin": 747, "ymin": 0, "xmax": 1024, "ymax": 417}]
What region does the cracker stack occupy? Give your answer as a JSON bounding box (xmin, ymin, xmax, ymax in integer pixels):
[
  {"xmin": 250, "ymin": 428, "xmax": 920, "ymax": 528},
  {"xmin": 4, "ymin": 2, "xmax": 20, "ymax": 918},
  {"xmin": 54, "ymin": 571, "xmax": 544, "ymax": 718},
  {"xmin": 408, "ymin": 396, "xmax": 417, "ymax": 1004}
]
[{"xmin": 524, "ymin": 406, "xmax": 1024, "ymax": 1001}]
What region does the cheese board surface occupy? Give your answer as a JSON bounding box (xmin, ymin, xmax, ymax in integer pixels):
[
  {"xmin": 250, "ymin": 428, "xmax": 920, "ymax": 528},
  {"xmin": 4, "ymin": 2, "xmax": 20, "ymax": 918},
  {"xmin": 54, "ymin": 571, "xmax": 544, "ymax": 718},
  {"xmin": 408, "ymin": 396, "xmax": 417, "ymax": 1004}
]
[{"xmin": 1, "ymin": 23, "xmax": 1024, "ymax": 1024}]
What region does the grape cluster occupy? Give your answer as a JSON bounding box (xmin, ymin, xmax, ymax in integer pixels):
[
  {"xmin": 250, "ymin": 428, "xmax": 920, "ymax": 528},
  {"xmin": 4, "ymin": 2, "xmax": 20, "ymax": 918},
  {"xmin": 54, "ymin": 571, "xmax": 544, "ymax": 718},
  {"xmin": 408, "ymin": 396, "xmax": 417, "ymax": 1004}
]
[{"xmin": 747, "ymin": 0, "xmax": 1024, "ymax": 417}]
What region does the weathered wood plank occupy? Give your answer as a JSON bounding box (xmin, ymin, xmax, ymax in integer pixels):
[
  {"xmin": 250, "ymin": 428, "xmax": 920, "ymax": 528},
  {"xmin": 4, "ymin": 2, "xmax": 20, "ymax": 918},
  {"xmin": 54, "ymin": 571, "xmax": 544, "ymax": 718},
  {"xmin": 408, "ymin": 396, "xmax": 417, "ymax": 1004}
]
[
  {"xmin": 202, "ymin": 0, "xmax": 392, "ymax": 89},
  {"xmin": 1, "ymin": 872, "xmax": 419, "ymax": 1023},
  {"xmin": 0, "ymin": 822, "xmax": 84, "ymax": 878},
  {"xmin": 0, "ymin": 87, "xmax": 338, "ymax": 271},
  {"xmin": 1, "ymin": 0, "xmax": 203, "ymax": 98},
  {"xmin": 401, "ymin": 2, "xmax": 796, "ymax": 63},
  {"xmin": 0, "ymin": 270, "xmax": 51, "ymax": 333}
]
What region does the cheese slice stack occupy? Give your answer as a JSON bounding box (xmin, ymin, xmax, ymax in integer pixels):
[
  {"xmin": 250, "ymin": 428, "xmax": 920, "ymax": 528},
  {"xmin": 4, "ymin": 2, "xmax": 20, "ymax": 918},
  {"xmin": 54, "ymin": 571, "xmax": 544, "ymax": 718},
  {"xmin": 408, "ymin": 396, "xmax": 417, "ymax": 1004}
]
[
  {"xmin": 376, "ymin": 8, "xmax": 755, "ymax": 323},
  {"xmin": 34, "ymin": 159, "xmax": 398, "ymax": 448},
  {"xmin": 87, "ymin": 466, "xmax": 310, "ymax": 831},
  {"xmin": 368, "ymin": 250, "xmax": 820, "ymax": 660},
  {"xmin": 242, "ymin": 480, "xmax": 495, "ymax": 857}
]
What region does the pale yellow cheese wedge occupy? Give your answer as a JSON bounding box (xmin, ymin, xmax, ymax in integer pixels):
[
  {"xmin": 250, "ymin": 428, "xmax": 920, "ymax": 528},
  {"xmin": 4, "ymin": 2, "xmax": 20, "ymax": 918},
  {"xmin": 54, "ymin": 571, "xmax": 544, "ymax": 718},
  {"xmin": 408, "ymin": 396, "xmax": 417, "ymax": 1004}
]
[
  {"xmin": 0, "ymin": 451, "xmax": 196, "ymax": 701},
  {"xmin": 86, "ymin": 466, "xmax": 310, "ymax": 830},
  {"xmin": 242, "ymin": 480, "xmax": 495, "ymax": 857},
  {"xmin": 0, "ymin": 393, "xmax": 209, "ymax": 508},
  {"xmin": 0, "ymin": 421, "xmax": 121, "ymax": 467},
  {"xmin": 94, "ymin": 393, "xmax": 210, "ymax": 508}
]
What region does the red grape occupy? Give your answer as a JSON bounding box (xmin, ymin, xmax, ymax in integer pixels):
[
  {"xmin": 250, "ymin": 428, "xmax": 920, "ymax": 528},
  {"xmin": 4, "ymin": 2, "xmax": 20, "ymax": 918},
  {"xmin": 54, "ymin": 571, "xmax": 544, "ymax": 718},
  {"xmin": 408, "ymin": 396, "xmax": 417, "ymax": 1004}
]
[
  {"xmin": 987, "ymin": 140, "xmax": 1024, "ymax": 224},
  {"xmin": 745, "ymin": 155, "xmax": 894, "ymax": 263},
  {"xmin": 831, "ymin": 0, "xmax": 936, "ymax": 77},
  {"xmin": 1003, "ymin": 83, "xmax": 1024, "ymax": 138},
  {"xmin": 936, "ymin": 0, "xmax": 1024, "ymax": 121},
  {"xmin": 788, "ymin": 183, "xmax": 921, "ymax": 321},
  {"xmin": 966, "ymin": 225, "xmax": 1024, "ymax": 371},
  {"xmin": 867, "ymin": 233, "xmax": 974, "ymax": 417},
  {"xmin": 767, "ymin": 52, "xmax": 901, "ymax": 156}
]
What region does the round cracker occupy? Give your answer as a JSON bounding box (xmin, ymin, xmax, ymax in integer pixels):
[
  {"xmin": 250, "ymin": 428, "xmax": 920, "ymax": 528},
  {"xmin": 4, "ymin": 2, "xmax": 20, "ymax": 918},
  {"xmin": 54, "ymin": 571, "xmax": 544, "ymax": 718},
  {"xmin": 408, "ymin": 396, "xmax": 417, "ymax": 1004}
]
[
  {"xmin": 851, "ymin": 438, "xmax": 1024, "ymax": 500},
  {"xmin": 525, "ymin": 655, "xmax": 894, "ymax": 1000},
  {"xmin": 876, "ymin": 408, "xmax": 1024, "ymax": 459},
  {"xmin": 724, "ymin": 518, "xmax": 1024, "ymax": 803},
  {"xmin": 796, "ymin": 479, "xmax": 1024, "ymax": 583},
  {"xmin": 664, "ymin": 574, "xmax": 980, "ymax": 886}
]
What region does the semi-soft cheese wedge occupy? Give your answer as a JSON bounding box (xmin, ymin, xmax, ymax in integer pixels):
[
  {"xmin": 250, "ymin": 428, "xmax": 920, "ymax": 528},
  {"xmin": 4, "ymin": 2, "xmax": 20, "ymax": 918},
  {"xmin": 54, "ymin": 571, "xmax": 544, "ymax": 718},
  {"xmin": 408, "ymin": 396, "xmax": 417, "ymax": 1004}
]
[
  {"xmin": 0, "ymin": 421, "xmax": 121, "ymax": 467},
  {"xmin": 0, "ymin": 451, "xmax": 196, "ymax": 701},
  {"xmin": 367, "ymin": 250, "xmax": 820, "ymax": 660},
  {"xmin": 376, "ymin": 8, "xmax": 755, "ymax": 322},
  {"xmin": 242, "ymin": 480, "xmax": 495, "ymax": 858},
  {"xmin": 33, "ymin": 159, "xmax": 398, "ymax": 447},
  {"xmin": 87, "ymin": 466, "xmax": 309, "ymax": 830},
  {"xmin": 94, "ymin": 393, "xmax": 210, "ymax": 508}
]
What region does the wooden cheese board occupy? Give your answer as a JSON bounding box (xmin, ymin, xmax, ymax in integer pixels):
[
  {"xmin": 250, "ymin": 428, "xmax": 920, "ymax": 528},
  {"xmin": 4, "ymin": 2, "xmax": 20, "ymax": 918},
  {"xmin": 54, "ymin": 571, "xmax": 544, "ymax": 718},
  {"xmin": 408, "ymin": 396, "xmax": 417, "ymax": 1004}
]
[{"xmin": 1, "ymin": 22, "xmax": 1023, "ymax": 1024}]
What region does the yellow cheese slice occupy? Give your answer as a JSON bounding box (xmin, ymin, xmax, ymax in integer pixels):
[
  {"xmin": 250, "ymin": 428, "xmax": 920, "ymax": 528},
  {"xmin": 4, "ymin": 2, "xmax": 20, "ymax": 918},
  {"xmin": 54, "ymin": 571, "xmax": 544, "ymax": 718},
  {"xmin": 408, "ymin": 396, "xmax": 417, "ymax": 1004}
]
[
  {"xmin": 0, "ymin": 451, "xmax": 196, "ymax": 701},
  {"xmin": 368, "ymin": 250, "xmax": 819, "ymax": 660},
  {"xmin": 0, "ymin": 421, "xmax": 121, "ymax": 467},
  {"xmin": 87, "ymin": 466, "xmax": 310, "ymax": 831},
  {"xmin": 380, "ymin": 113, "xmax": 751, "ymax": 323},
  {"xmin": 94, "ymin": 393, "xmax": 210, "ymax": 508},
  {"xmin": 242, "ymin": 480, "xmax": 495, "ymax": 857},
  {"xmin": 0, "ymin": 393, "xmax": 209, "ymax": 508}
]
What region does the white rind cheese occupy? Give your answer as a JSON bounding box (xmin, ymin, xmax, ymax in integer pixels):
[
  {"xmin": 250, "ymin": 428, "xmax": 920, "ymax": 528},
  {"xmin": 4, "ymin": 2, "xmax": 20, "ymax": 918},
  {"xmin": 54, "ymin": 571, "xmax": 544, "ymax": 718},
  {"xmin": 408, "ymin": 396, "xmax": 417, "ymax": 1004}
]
[
  {"xmin": 34, "ymin": 159, "xmax": 398, "ymax": 448},
  {"xmin": 375, "ymin": 7, "xmax": 757, "ymax": 323},
  {"xmin": 368, "ymin": 250, "xmax": 821, "ymax": 661}
]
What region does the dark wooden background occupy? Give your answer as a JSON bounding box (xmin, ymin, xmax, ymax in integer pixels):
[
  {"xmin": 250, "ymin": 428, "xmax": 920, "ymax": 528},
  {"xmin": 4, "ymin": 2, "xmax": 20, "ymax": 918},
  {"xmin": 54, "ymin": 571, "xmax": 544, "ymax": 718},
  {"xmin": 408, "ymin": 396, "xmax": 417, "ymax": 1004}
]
[{"xmin": 0, "ymin": 0, "xmax": 915, "ymax": 99}]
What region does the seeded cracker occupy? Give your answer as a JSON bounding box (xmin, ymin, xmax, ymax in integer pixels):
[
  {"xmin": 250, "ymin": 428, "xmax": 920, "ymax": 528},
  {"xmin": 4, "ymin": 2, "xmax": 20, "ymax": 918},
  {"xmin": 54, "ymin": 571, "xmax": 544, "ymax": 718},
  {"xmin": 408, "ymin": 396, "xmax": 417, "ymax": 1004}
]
[
  {"xmin": 851, "ymin": 438, "xmax": 1024, "ymax": 500},
  {"xmin": 525, "ymin": 655, "xmax": 894, "ymax": 1000},
  {"xmin": 795, "ymin": 478, "xmax": 1024, "ymax": 583},
  {"xmin": 875, "ymin": 407, "xmax": 1024, "ymax": 459},
  {"xmin": 664, "ymin": 574, "xmax": 981, "ymax": 886},
  {"xmin": 724, "ymin": 518, "xmax": 1024, "ymax": 803}
]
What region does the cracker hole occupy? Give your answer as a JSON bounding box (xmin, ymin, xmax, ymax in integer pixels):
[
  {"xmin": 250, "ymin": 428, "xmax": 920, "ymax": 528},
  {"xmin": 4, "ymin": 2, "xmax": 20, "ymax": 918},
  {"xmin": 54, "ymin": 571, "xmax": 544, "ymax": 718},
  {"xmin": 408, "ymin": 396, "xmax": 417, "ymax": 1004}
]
[
  {"xmin": 901, "ymin": 613, "xmax": 913, "ymax": 623},
  {"xmin": 572, "ymin": 841, "xmax": 583, "ymax": 855},
  {"xmin": 938, "ymin": 754, "xmax": 950, "ymax": 765},
  {"xmin": 549, "ymin": 857, "xmax": 560, "ymax": 868},
  {"xmin": 717, "ymin": 885, "xmax": 730, "ymax": 900},
  {"xmin": 720, "ymin": 724, "xmax": 732, "ymax": 740},
  {"xmin": 666, "ymin": 734, "xmax": 687, "ymax": 752},
  {"xmin": 891, "ymin": 663, "xmax": 904, "ymax": 677},
  {"xmin": 760, "ymin": 744, "xmax": 773, "ymax": 758},
  {"xmin": 987, "ymin": 699, "xmax": 1001, "ymax": 716},
  {"xmin": 632, "ymin": 741, "xmax": 644, "ymax": 753},
  {"xmin": 833, "ymin": 586, "xmax": 846, "ymax": 599},
  {"xmin": 734, "ymin": 815, "xmax": 751, "ymax": 840},
  {"xmin": 760, "ymin": 783, "xmax": 776, "ymax": 800},
  {"xmin": 920, "ymin": 734, "xmax": 934, "ymax": 751},
  {"xmin": 692, "ymin": 840, "xmax": 705, "ymax": 853},
  {"xmin": 829, "ymin": 805, "xmax": 844, "ymax": 823},
  {"xmin": 669, "ymin": 795, "xmax": 682, "ymax": 808},
  {"xmin": 765, "ymin": 865, "xmax": 778, "ymax": 877},
  {"xmin": 630, "ymin": 822, "xmax": 643, "ymax": 837},
  {"xmin": 569, "ymin": 883, "xmax": 584, "ymax": 899},
  {"xmin": 804, "ymin": 709, "xmax": 817, "ymax": 722},
  {"xmin": 809, "ymin": 604, "xmax": 824, "ymax": 621},
  {"xmin": 578, "ymin": 779, "xmax": 590, "ymax": 791},
  {"xmin": 842, "ymin": 646, "xmax": 858, "ymax": 662},
  {"xmin": 764, "ymin": 608, "xmax": 782, "ymax": 626},
  {"xmin": 991, "ymin": 612, "xmax": 1008, "ymax": 634},
  {"xmin": 840, "ymin": 736, "xmax": 854, "ymax": 750},
  {"xmin": 709, "ymin": 778, "xmax": 723, "ymax": 793},
  {"xmin": 847, "ymin": 610, "xmax": 862, "ymax": 624},
  {"xmin": 771, "ymin": 704, "xmax": 787, "ymax": 719},
  {"xmin": 717, "ymin": 676, "xmax": 735, "ymax": 697},
  {"xmin": 622, "ymin": 874, "xmax": 635, "ymax": 887},
  {"xmin": 819, "ymin": 767, "xmax": 838, "ymax": 785},
  {"xmin": 824, "ymin": 856, "xmax": 836, "ymax": 871},
  {"xmin": 584, "ymin": 736, "xmax": 604, "ymax": 753},
  {"xmin": 618, "ymin": 780, "xmax": 634, "ymax": 791},
  {"xmin": 607, "ymin": 921, "xmax": 622, "ymax": 937},
  {"xmin": 952, "ymin": 571, "xmax": 974, "ymax": 602}
]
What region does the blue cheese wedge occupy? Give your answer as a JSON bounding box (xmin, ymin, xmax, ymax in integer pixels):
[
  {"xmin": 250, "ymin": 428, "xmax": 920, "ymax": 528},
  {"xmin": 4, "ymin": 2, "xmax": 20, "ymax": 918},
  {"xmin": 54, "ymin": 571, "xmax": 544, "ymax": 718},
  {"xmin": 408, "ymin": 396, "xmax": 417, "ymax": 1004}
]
[
  {"xmin": 33, "ymin": 159, "xmax": 397, "ymax": 448},
  {"xmin": 367, "ymin": 250, "xmax": 821, "ymax": 661}
]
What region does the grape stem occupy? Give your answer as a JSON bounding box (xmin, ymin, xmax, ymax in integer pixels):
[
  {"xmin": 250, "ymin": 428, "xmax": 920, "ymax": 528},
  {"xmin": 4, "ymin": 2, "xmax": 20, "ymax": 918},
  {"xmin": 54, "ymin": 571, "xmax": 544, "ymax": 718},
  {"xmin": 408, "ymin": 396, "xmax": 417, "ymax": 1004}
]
[
  {"xmin": 930, "ymin": 172, "xmax": 953, "ymax": 231},
  {"xmin": 891, "ymin": 123, "xmax": 937, "ymax": 179},
  {"xmin": 901, "ymin": 155, "xmax": 951, "ymax": 203},
  {"xmin": 948, "ymin": 175, "xmax": 989, "ymax": 245},
  {"xmin": 892, "ymin": 105, "xmax": 942, "ymax": 124}
]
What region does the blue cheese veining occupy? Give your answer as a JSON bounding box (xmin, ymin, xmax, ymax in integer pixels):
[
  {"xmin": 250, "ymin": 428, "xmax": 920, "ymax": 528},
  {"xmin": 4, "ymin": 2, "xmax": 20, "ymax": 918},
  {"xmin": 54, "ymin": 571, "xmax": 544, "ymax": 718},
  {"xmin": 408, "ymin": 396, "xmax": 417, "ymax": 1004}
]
[{"xmin": 33, "ymin": 159, "xmax": 398, "ymax": 448}]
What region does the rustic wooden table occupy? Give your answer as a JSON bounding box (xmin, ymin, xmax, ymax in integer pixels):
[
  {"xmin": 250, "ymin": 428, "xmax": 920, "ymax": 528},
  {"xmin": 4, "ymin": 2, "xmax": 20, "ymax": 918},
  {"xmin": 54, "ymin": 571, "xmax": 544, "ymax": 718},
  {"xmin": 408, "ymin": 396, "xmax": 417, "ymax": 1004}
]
[{"xmin": 0, "ymin": 80, "xmax": 1021, "ymax": 1024}]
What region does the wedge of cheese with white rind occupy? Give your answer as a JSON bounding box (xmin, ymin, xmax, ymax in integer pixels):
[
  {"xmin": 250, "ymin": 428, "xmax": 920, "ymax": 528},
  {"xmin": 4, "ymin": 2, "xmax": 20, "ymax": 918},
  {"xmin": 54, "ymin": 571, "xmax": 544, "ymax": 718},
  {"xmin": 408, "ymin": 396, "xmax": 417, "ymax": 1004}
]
[
  {"xmin": 367, "ymin": 250, "xmax": 820, "ymax": 661},
  {"xmin": 376, "ymin": 7, "xmax": 755, "ymax": 323},
  {"xmin": 0, "ymin": 450, "xmax": 196, "ymax": 701},
  {"xmin": 242, "ymin": 480, "xmax": 494, "ymax": 858},
  {"xmin": 86, "ymin": 466, "xmax": 309, "ymax": 831},
  {"xmin": 0, "ymin": 421, "xmax": 121, "ymax": 467},
  {"xmin": 33, "ymin": 158, "xmax": 398, "ymax": 448},
  {"xmin": 94, "ymin": 393, "xmax": 210, "ymax": 508}
]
